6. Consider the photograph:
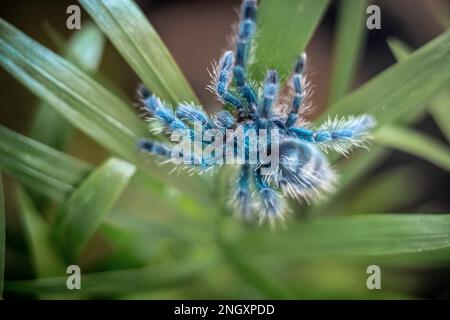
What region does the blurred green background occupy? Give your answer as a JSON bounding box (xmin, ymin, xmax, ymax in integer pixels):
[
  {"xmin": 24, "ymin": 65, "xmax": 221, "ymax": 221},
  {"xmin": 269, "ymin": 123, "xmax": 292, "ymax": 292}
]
[{"xmin": 0, "ymin": 0, "xmax": 449, "ymax": 300}]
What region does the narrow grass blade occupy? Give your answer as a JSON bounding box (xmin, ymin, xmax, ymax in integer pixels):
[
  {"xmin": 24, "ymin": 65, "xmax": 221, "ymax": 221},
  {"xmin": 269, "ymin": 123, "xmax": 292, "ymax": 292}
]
[
  {"xmin": 52, "ymin": 158, "xmax": 136, "ymax": 260},
  {"xmin": 239, "ymin": 214, "xmax": 450, "ymax": 259},
  {"xmin": 375, "ymin": 125, "xmax": 450, "ymax": 172},
  {"xmin": 0, "ymin": 171, "xmax": 4, "ymax": 297},
  {"xmin": 29, "ymin": 105, "xmax": 74, "ymax": 153},
  {"xmin": 5, "ymin": 256, "xmax": 214, "ymax": 298},
  {"xmin": 388, "ymin": 37, "xmax": 450, "ymax": 142},
  {"xmin": 322, "ymin": 29, "xmax": 450, "ymax": 126},
  {"xmin": 0, "ymin": 126, "xmax": 206, "ymax": 219},
  {"xmin": 219, "ymin": 240, "xmax": 294, "ymax": 299},
  {"xmin": 328, "ymin": 0, "xmax": 368, "ymax": 104},
  {"xmin": 0, "ymin": 126, "xmax": 92, "ymax": 201},
  {"xmin": 30, "ymin": 22, "xmax": 106, "ymax": 151},
  {"xmin": 429, "ymin": 93, "xmax": 450, "ymax": 142},
  {"xmin": 319, "ymin": 36, "xmax": 447, "ymax": 210},
  {"xmin": 251, "ymin": 0, "xmax": 329, "ymax": 83},
  {"xmin": 16, "ymin": 186, "xmax": 65, "ymax": 277},
  {"xmin": 64, "ymin": 22, "xmax": 105, "ymax": 74},
  {"xmin": 386, "ymin": 37, "xmax": 412, "ymax": 61},
  {"xmin": 80, "ymin": 0, "xmax": 198, "ymax": 104},
  {"xmin": 0, "ymin": 18, "xmax": 148, "ymax": 161}
]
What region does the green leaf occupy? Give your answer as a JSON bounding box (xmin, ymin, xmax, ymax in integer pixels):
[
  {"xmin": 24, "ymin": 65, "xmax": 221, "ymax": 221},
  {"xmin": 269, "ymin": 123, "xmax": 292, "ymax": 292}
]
[
  {"xmin": 16, "ymin": 186, "xmax": 65, "ymax": 277},
  {"xmin": 323, "ymin": 29, "xmax": 450, "ymax": 126},
  {"xmin": 328, "ymin": 0, "xmax": 368, "ymax": 103},
  {"xmin": 387, "ymin": 37, "xmax": 450, "ymax": 151},
  {"xmin": 314, "ymin": 31, "xmax": 450, "ymax": 205},
  {"xmin": 52, "ymin": 158, "xmax": 136, "ymax": 260},
  {"xmin": 0, "ymin": 125, "xmax": 92, "ymax": 201},
  {"xmin": 251, "ymin": 0, "xmax": 329, "ymax": 83},
  {"xmin": 386, "ymin": 37, "xmax": 412, "ymax": 61},
  {"xmin": 342, "ymin": 166, "xmax": 426, "ymax": 215},
  {"xmin": 29, "ymin": 104, "xmax": 74, "ymax": 153},
  {"xmin": 80, "ymin": 0, "xmax": 198, "ymax": 105},
  {"xmin": 0, "ymin": 18, "xmax": 148, "ymax": 161},
  {"xmin": 0, "ymin": 171, "xmax": 5, "ymax": 297},
  {"xmin": 5, "ymin": 256, "xmax": 215, "ymax": 298},
  {"xmin": 219, "ymin": 240, "xmax": 294, "ymax": 299},
  {"xmin": 65, "ymin": 23, "xmax": 105, "ymax": 74},
  {"xmin": 0, "ymin": 126, "xmax": 206, "ymax": 221},
  {"xmin": 429, "ymin": 92, "xmax": 450, "ymax": 142},
  {"xmin": 239, "ymin": 214, "xmax": 450, "ymax": 259},
  {"xmin": 375, "ymin": 125, "xmax": 450, "ymax": 172},
  {"xmin": 386, "ymin": 38, "xmax": 450, "ymax": 132},
  {"xmin": 30, "ymin": 22, "xmax": 106, "ymax": 151}
]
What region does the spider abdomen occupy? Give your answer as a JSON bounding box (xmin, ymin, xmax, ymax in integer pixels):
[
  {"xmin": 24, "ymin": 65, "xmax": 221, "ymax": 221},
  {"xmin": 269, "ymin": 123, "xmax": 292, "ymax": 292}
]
[{"xmin": 273, "ymin": 140, "xmax": 336, "ymax": 201}]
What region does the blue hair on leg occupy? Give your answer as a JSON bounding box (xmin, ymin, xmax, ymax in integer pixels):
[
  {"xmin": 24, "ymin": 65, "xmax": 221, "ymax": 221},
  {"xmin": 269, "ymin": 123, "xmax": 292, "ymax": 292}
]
[
  {"xmin": 287, "ymin": 115, "xmax": 376, "ymax": 155},
  {"xmin": 139, "ymin": 88, "xmax": 187, "ymax": 133},
  {"xmin": 254, "ymin": 168, "xmax": 285, "ymax": 222},
  {"xmin": 213, "ymin": 51, "xmax": 242, "ymax": 109},
  {"xmin": 175, "ymin": 103, "xmax": 212, "ymax": 128},
  {"xmin": 235, "ymin": 0, "xmax": 257, "ymax": 67},
  {"xmin": 231, "ymin": 164, "xmax": 254, "ymax": 220},
  {"xmin": 212, "ymin": 110, "xmax": 236, "ymax": 131},
  {"xmin": 286, "ymin": 54, "xmax": 306, "ymax": 127},
  {"xmin": 233, "ymin": 0, "xmax": 258, "ymax": 110},
  {"xmin": 258, "ymin": 70, "xmax": 280, "ymax": 120},
  {"xmin": 138, "ymin": 139, "xmax": 173, "ymax": 158}
]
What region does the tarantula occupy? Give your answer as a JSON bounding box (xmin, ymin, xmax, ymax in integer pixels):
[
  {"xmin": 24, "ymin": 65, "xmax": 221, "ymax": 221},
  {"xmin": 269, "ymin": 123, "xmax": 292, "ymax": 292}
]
[{"xmin": 138, "ymin": 0, "xmax": 376, "ymax": 223}]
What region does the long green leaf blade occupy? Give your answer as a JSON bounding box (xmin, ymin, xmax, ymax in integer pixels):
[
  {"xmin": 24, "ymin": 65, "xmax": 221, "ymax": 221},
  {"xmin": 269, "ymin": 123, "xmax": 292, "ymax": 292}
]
[
  {"xmin": 239, "ymin": 214, "xmax": 450, "ymax": 259},
  {"xmin": 5, "ymin": 256, "xmax": 214, "ymax": 298},
  {"xmin": 30, "ymin": 22, "xmax": 106, "ymax": 151},
  {"xmin": 388, "ymin": 37, "xmax": 450, "ymax": 142},
  {"xmin": 52, "ymin": 158, "xmax": 136, "ymax": 260},
  {"xmin": 251, "ymin": 0, "xmax": 329, "ymax": 83},
  {"xmin": 328, "ymin": 0, "xmax": 368, "ymax": 104},
  {"xmin": 313, "ymin": 35, "xmax": 446, "ymax": 211},
  {"xmin": 0, "ymin": 126, "xmax": 92, "ymax": 201},
  {"xmin": 80, "ymin": 0, "xmax": 198, "ymax": 104},
  {"xmin": 375, "ymin": 125, "xmax": 450, "ymax": 172},
  {"xmin": 65, "ymin": 22, "xmax": 106, "ymax": 73},
  {"xmin": 0, "ymin": 171, "xmax": 4, "ymax": 297},
  {"xmin": 429, "ymin": 93, "xmax": 450, "ymax": 142},
  {"xmin": 323, "ymin": 29, "xmax": 450, "ymax": 126},
  {"xmin": 16, "ymin": 187, "xmax": 65, "ymax": 277},
  {"xmin": 0, "ymin": 18, "xmax": 147, "ymax": 161},
  {"xmin": 386, "ymin": 37, "xmax": 411, "ymax": 61}
]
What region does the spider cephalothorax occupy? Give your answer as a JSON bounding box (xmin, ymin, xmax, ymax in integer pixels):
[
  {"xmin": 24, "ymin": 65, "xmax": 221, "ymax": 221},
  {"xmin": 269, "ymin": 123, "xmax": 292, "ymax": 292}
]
[{"xmin": 138, "ymin": 0, "xmax": 376, "ymax": 223}]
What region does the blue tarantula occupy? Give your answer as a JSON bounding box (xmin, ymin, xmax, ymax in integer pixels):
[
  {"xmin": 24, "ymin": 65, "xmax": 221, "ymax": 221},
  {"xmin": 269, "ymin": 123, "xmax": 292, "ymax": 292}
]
[{"xmin": 138, "ymin": 0, "xmax": 376, "ymax": 223}]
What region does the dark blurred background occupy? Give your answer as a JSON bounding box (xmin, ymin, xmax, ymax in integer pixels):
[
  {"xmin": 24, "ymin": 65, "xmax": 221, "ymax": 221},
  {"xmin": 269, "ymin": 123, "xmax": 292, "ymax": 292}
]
[{"xmin": 0, "ymin": 0, "xmax": 449, "ymax": 298}]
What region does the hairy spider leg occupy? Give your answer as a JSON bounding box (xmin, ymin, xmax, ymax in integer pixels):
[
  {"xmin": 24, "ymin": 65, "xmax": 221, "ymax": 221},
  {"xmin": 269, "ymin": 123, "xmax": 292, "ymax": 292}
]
[
  {"xmin": 233, "ymin": 0, "xmax": 258, "ymax": 113},
  {"xmin": 138, "ymin": 139, "xmax": 172, "ymax": 158},
  {"xmin": 232, "ymin": 164, "xmax": 253, "ymax": 219},
  {"xmin": 175, "ymin": 103, "xmax": 215, "ymax": 130},
  {"xmin": 214, "ymin": 51, "xmax": 242, "ymax": 110},
  {"xmin": 287, "ymin": 114, "xmax": 376, "ymax": 154},
  {"xmin": 258, "ymin": 70, "xmax": 280, "ymax": 125},
  {"xmin": 138, "ymin": 86, "xmax": 188, "ymax": 134},
  {"xmin": 138, "ymin": 139, "xmax": 216, "ymax": 171},
  {"xmin": 254, "ymin": 167, "xmax": 284, "ymax": 221},
  {"xmin": 285, "ymin": 53, "xmax": 307, "ymax": 127},
  {"xmin": 213, "ymin": 110, "xmax": 237, "ymax": 131}
]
